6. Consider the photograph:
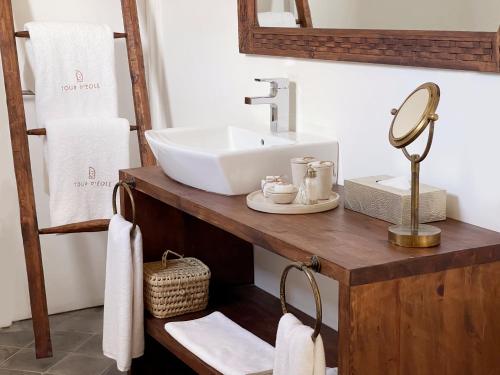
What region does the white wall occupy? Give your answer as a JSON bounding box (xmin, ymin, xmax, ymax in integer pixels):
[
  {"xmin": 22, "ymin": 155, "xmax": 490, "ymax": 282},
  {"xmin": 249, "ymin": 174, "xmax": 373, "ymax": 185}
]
[
  {"xmin": 0, "ymin": 0, "xmax": 140, "ymax": 326},
  {"xmin": 144, "ymin": 1, "xmax": 500, "ymax": 330}
]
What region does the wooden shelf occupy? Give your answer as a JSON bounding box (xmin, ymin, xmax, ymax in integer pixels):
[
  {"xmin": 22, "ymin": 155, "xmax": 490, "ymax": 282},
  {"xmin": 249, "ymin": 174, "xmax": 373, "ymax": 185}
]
[
  {"xmin": 145, "ymin": 285, "xmax": 338, "ymax": 374},
  {"xmin": 124, "ymin": 167, "xmax": 500, "ymax": 374},
  {"xmin": 121, "ymin": 167, "xmax": 500, "ymax": 286}
]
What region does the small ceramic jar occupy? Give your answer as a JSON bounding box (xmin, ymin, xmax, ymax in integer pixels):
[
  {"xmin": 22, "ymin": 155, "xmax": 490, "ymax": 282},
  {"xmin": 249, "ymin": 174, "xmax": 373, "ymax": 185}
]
[
  {"xmin": 308, "ymin": 161, "xmax": 334, "ymax": 200},
  {"xmin": 291, "ymin": 156, "xmax": 316, "ymax": 188}
]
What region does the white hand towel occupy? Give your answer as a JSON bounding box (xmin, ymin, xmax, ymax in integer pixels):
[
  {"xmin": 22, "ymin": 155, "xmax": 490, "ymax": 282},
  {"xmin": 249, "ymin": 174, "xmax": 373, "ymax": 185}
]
[
  {"xmin": 274, "ymin": 313, "xmax": 326, "ymax": 375},
  {"xmin": 165, "ymin": 312, "xmax": 275, "ymax": 375},
  {"xmin": 257, "ymin": 12, "xmax": 299, "ymax": 28},
  {"xmin": 25, "ymin": 22, "xmax": 118, "ymax": 124},
  {"xmin": 45, "ymin": 117, "xmax": 129, "ymax": 226},
  {"xmin": 103, "ymin": 214, "xmax": 144, "ymax": 372}
]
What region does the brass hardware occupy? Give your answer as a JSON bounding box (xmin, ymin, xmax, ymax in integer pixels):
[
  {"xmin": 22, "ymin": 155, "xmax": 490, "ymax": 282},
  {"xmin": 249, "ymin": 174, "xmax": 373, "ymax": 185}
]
[
  {"xmin": 389, "ymin": 82, "xmax": 440, "ymax": 149},
  {"xmin": 280, "ymin": 257, "xmax": 322, "ymax": 341},
  {"xmin": 112, "ymin": 180, "xmax": 137, "ymax": 233},
  {"xmin": 388, "ymin": 82, "xmax": 441, "ymax": 248},
  {"xmin": 428, "ymin": 113, "xmax": 439, "ymax": 122}
]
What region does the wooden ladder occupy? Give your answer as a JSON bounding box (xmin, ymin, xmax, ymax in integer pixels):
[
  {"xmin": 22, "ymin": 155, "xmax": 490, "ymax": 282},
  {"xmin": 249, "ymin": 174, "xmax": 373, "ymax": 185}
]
[{"xmin": 0, "ymin": 0, "xmax": 156, "ymax": 358}]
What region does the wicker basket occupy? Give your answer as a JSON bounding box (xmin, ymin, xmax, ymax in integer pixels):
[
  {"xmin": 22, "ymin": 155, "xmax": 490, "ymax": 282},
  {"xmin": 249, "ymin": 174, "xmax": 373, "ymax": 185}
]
[{"xmin": 144, "ymin": 250, "xmax": 210, "ymax": 319}]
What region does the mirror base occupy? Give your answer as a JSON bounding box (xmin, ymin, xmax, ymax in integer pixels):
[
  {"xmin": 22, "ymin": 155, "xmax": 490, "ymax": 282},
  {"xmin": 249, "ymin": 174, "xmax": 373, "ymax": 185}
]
[{"xmin": 388, "ymin": 224, "xmax": 441, "ymax": 248}]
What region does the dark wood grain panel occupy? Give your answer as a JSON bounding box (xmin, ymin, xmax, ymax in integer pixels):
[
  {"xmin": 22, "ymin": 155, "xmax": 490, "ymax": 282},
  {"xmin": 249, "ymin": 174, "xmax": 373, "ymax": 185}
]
[
  {"xmin": 121, "ymin": 186, "xmax": 255, "ymax": 288},
  {"xmin": 122, "ymin": 167, "xmax": 500, "ymax": 286},
  {"xmin": 294, "ymin": 0, "xmax": 312, "ymax": 28},
  {"xmin": 347, "ymin": 261, "xmax": 500, "ymax": 375},
  {"xmin": 121, "ymin": 0, "xmax": 156, "ymax": 166},
  {"xmin": 238, "ymin": 0, "xmax": 500, "ymax": 73},
  {"xmin": 38, "ymin": 219, "xmax": 110, "ymax": 235}
]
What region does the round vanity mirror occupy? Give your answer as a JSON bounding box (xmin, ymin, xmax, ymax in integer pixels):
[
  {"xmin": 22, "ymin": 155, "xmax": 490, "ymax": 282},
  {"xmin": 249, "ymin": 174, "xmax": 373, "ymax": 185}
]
[
  {"xmin": 387, "ymin": 82, "xmax": 442, "ymax": 248},
  {"xmin": 389, "ymin": 83, "xmax": 440, "ymax": 149}
]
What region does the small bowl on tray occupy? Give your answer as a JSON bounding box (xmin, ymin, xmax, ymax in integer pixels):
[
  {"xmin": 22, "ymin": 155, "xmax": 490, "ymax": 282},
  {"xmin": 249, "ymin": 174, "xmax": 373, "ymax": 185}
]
[{"xmin": 268, "ymin": 186, "xmax": 298, "ymax": 204}]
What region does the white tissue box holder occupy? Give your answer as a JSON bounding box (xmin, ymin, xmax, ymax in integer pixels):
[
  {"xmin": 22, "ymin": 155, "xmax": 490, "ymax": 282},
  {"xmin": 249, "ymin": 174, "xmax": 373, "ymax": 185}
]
[{"xmin": 344, "ymin": 175, "xmax": 446, "ymax": 225}]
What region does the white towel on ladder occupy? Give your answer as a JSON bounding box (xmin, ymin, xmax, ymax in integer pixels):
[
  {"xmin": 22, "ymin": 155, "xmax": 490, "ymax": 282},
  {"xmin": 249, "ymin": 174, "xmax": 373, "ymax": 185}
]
[
  {"xmin": 25, "ymin": 22, "xmax": 118, "ymax": 124},
  {"xmin": 24, "ymin": 22, "xmax": 130, "ymax": 225},
  {"xmin": 103, "ymin": 214, "xmax": 144, "ymax": 372},
  {"xmin": 45, "ymin": 117, "xmax": 130, "ymax": 226}
]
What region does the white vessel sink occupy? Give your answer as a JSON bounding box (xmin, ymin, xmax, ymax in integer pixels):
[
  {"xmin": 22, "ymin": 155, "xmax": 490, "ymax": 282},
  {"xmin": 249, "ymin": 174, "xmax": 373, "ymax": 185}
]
[{"xmin": 146, "ymin": 126, "xmax": 338, "ymax": 195}]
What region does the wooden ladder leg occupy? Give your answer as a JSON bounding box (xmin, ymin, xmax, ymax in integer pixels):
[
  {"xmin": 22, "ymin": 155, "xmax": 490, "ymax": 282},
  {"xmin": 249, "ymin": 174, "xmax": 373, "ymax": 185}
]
[
  {"xmin": 0, "ymin": 0, "xmax": 52, "ymax": 358},
  {"xmin": 121, "ymin": 0, "xmax": 156, "ymax": 167}
]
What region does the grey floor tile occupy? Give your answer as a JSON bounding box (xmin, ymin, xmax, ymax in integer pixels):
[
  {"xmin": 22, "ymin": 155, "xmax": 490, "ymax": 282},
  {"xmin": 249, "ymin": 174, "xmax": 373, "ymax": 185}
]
[
  {"xmin": 0, "ymin": 347, "xmax": 19, "ymax": 364},
  {"xmin": 0, "ymin": 321, "xmax": 33, "ymax": 333},
  {"xmin": 28, "ymin": 332, "xmax": 92, "ymax": 353},
  {"xmin": 0, "ymin": 330, "xmax": 34, "ymax": 348},
  {"xmin": 73, "ymin": 335, "xmax": 103, "ymax": 358},
  {"xmin": 51, "ymin": 308, "xmax": 103, "ymax": 334},
  {"xmin": 45, "ymin": 353, "xmax": 112, "ymax": 375},
  {"xmin": 0, "ymin": 369, "xmax": 42, "ymax": 375},
  {"xmin": 102, "ymin": 365, "xmax": 126, "ymax": 375},
  {"xmin": 0, "ymin": 349, "xmax": 66, "ymax": 373},
  {"xmin": 48, "ymin": 310, "xmax": 84, "ymax": 328}
]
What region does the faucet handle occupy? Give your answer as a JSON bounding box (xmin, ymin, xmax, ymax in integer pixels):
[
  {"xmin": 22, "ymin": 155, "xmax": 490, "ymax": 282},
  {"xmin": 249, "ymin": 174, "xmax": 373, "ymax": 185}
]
[{"xmin": 255, "ymin": 78, "xmax": 289, "ymax": 89}]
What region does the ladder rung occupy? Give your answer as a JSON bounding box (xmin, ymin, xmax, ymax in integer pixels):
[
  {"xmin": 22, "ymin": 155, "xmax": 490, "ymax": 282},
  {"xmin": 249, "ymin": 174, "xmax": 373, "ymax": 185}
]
[
  {"xmin": 27, "ymin": 125, "xmax": 138, "ymax": 136},
  {"xmin": 15, "ymin": 31, "xmax": 127, "ymax": 39},
  {"xmin": 39, "ymin": 219, "xmax": 110, "ymax": 235},
  {"xmin": 23, "ymin": 90, "xmax": 35, "ymax": 96}
]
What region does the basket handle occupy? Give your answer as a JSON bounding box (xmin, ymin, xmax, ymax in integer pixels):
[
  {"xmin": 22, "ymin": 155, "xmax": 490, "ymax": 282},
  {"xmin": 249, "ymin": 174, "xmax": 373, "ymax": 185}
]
[{"xmin": 161, "ymin": 250, "xmax": 184, "ymax": 267}]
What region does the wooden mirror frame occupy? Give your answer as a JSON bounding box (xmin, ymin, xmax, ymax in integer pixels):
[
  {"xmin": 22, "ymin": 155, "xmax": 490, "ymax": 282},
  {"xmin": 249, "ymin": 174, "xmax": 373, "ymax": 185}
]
[{"xmin": 238, "ymin": 0, "xmax": 500, "ymax": 73}]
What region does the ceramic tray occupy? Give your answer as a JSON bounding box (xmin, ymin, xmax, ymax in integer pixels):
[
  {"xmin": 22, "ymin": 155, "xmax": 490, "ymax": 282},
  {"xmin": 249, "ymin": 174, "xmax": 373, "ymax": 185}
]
[{"xmin": 246, "ymin": 190, "xmax": 340, "ymax": 214}]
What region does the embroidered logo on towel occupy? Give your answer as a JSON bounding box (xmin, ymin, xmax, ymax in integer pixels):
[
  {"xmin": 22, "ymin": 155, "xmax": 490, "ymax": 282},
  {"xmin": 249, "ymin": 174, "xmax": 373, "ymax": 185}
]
[
  {"xmin": 61, "ymin": 69, "xmax": 101, "ymax": 93},
  {"xmin": 73, "ymin": 167, "xmax": 112, "ymax": 188},
  {"xmin": 76, "ymin": 70, "xmax": 84, "ymax": 83},
  {"xmin": 88, "ymin": 167, "xmax": 96, "ymax": 180}
]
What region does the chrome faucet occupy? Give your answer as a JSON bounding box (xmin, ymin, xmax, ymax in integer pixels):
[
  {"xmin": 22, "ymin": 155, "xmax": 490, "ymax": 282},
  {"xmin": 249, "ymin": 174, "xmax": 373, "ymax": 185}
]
[{"xmin": 245, "ymin": 78, "xmax": 290, "ymax": 133}]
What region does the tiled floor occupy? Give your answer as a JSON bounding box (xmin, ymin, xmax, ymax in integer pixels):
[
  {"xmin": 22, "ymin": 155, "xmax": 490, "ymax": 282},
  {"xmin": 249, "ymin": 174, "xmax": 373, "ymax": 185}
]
[{"xmin": 0, "ymin": 307, "xmax": 126, "ymax": 375}]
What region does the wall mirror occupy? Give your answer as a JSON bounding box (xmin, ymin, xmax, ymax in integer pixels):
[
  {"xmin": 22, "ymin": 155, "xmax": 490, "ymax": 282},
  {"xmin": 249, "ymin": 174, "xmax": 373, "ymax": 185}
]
[{"xmin": 239, "ymin": 0, "xmax": 500, "ymax": 72}]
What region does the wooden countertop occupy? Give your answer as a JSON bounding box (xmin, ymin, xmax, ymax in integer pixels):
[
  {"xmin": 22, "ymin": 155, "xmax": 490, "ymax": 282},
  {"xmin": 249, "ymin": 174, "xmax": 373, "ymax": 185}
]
[{"xmin": 121, "ymin": 166, "xmax": 500, "ymax": 286}]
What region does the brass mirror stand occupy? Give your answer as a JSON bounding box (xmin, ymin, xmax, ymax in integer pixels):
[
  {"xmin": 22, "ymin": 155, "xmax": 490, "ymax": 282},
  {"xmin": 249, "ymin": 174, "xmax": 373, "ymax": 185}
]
[
  {"xmin": 388, "ymin": 82, "xmax": 442, "ymax": 248},
  {"xmin": 388, "ymin": 116, "xmax": 441, "ymax": 247}
]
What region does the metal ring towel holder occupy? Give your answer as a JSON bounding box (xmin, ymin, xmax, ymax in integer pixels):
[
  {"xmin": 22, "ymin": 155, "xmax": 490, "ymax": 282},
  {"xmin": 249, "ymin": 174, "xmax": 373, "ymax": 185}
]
[
  {"xmin": 112, "ymin": 180, "xmax": 136, "ymax": 233},
  {"xmin": 280, "ymin": 256, "xmax": 322, "ymax": 341}
]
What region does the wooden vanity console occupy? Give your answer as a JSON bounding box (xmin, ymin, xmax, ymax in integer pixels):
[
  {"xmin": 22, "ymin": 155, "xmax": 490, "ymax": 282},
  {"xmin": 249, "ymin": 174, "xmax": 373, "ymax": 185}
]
[{"xmin": 122, "ymin": 166, "xmax": 500, "ymax": 375}]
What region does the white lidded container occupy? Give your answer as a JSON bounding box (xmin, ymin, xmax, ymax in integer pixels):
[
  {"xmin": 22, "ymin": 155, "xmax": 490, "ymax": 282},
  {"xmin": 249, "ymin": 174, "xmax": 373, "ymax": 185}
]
[
  {"xmin": 309, "ymin": 160, "xmax": 334, "ymax": 200},
  {"xmin": 291, "ymin": 156, "xmax": 316, "ymax": 188}
]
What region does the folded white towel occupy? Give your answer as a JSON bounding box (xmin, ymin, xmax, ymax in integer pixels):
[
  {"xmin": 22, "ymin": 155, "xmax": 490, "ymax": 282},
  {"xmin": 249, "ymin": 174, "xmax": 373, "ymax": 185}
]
[
  {"xmin": 165, "ymin": 312, "xmax": 275, "ymax": 375},
  {"xmin": 274, "ymin": 313, "xmax": 326, "ymax": 375},
  {"xmin": 25, "ymin": 22, "xmax": 118, "ymax": 124},
  {"xmin": 257, "ymin": 12, "xmax": 299, "ymax": 28},
  {"xmin": 45, "ymin": 117, "xmax": 129, "ymax": 226},
  {"xmin": 103, "ymin": 214, "xmax": 144, "ymax": 372}
]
